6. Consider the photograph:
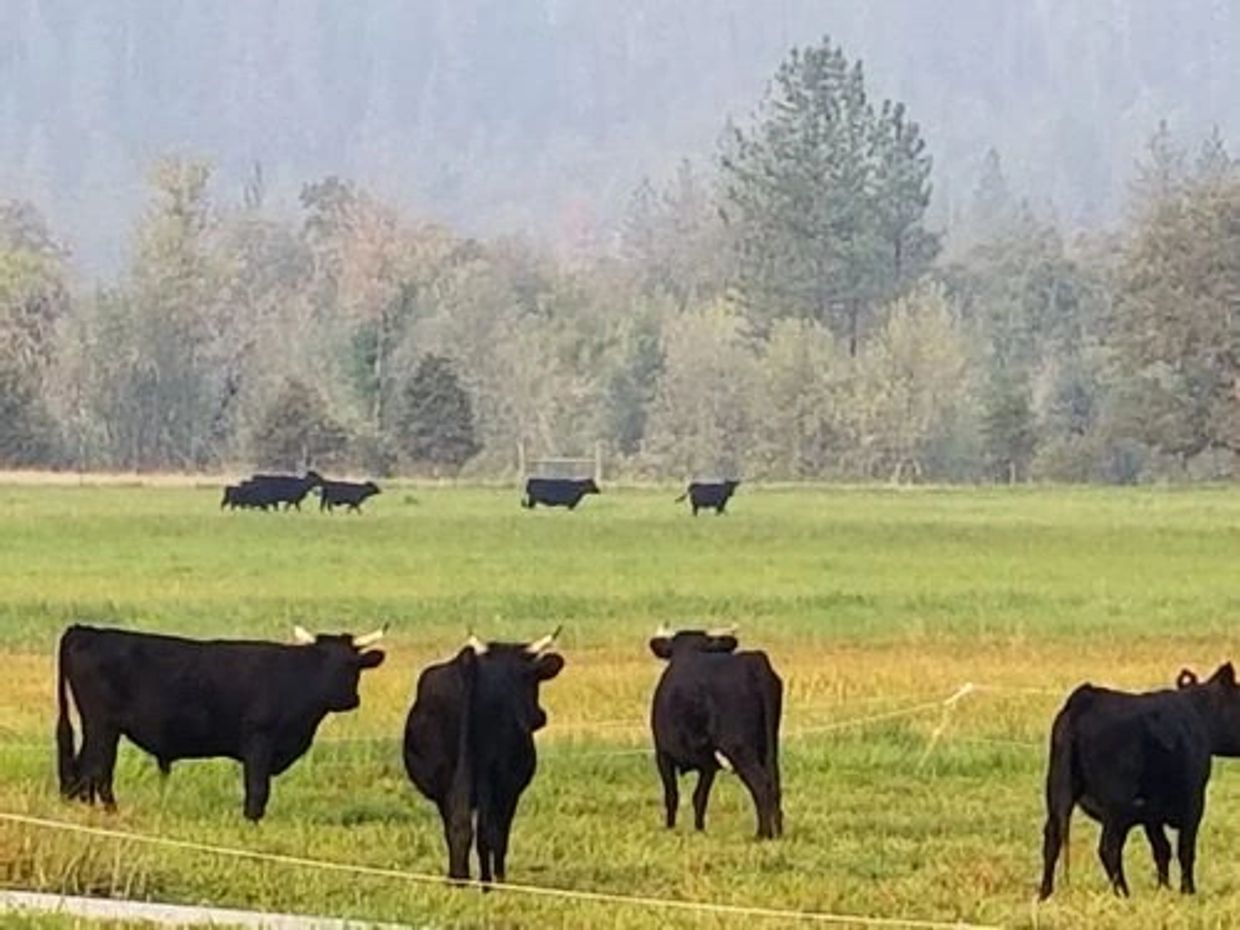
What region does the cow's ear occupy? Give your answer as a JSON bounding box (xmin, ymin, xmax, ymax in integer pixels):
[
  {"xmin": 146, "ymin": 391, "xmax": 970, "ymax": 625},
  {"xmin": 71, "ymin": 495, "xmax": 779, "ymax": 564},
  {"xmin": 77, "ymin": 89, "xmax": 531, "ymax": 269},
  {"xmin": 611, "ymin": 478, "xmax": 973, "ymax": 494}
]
[
  {"xmin": 357, "ymin": 650, "xmax": 385, "ymax": 669},
  {"xmin": 649, "ymin": 637, "xmax": 673, "ymax": 660},
  {"xmin": 532, "ymin": 653, "xmax": 564, "ymax": 681},
  {"xmin": 1177, "ymin": 668, "xmax": 1199, "ymax": 689},
  {"xmin": 1211, "ymin": 662, "xmax": 1236, "ymax": 687},
  {"xmin": 705, "ymin": 635, "xmax": 739, "ymax": 653}
]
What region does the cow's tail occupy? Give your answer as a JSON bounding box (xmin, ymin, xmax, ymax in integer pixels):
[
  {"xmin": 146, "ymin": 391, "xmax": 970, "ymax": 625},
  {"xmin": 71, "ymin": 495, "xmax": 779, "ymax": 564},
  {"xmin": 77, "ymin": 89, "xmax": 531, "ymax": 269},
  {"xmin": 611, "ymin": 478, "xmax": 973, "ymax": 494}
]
[
  {"xmin": 446, "ymin": 649, "xmax": 480, "ymax": 880},
  {"xmin": 674, "ymin": 491, "xmax": 688, "ymax": 503},
  {"xmin": 762, "ymin": 661, "xmax": 783, "ymax": 835},
  {"xmin": 1040, "ymin": 698, "xmax": 1079, "ymax": 899},
  {"xmin": 56, "ymin": 629, "xmax": 78, "ymax": 795}
]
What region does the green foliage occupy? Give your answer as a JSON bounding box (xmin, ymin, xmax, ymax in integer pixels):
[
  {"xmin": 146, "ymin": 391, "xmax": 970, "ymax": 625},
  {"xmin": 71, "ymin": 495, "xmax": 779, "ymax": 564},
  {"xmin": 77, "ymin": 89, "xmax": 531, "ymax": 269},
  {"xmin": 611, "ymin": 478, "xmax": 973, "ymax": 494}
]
[
  {"xmin": 644, "ymin": 301, "xmax": 758, "ymax": 477},
  {"xmin": 395, "ymin": 354, "xmax": 480, "ymax": 474},
  {"xmin": 856, "ymin": 283, "xmax": 970, "ymax": 482},
  {"xmin": 1109, "ymin": 148, "xmax": 1240, "ymax": 460},
  {"xmin": 981, "ymin": 364, "xmax": 1037, "ymax": 482},
  {"xmin": 250, "ymin": 379, "xmax": 349, "ymax": 471},
  {"xmin": 721, "ymin": 36, "xmax": 937, "ymax": 352},
  {"xmin": 0, "ymin": 360, "xmax": 57, "ymax": 466}
]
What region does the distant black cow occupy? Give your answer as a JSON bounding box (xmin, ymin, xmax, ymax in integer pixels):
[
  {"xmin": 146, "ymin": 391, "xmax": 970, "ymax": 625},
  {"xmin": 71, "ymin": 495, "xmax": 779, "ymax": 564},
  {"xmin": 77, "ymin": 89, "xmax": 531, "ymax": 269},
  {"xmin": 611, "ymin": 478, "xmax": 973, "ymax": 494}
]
[
  {"xmin": 318, "ymin": 479, "xmax": 381, "ymax": 513},
  {"xmin": 56, "ymin": 623, "xmax": 386, "ymax": 820},
  {"xmin": 1039, "ymin": 662, "xmax": 1240, "ymax": 899},
  {"xmin": 220, "ymin": 483, "xmax": 274, "ymax": 511},
  {"xmin": 403, "ymin": 629, "xmax": 564, "ymax": 882},
  {"xmin": 521, "ymin": 477, "xmax": 600, "ymax": 510},
  {"xmin": 675, "ymin": 480, "xmax": 740, "ymax": 515},
  {"xmin": 649, "ymin": 626, "xmax": 783, "ymax": 838},
  {"xmin": 246, "ymin": 471, "xmax": 323, "ymax": 510}
]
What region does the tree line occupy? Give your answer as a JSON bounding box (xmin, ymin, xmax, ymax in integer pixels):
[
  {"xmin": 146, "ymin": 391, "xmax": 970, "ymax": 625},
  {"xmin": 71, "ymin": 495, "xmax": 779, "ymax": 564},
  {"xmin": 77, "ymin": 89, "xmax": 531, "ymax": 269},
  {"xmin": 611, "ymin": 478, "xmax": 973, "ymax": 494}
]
[{"xmin": 1, "ymin": 37, "xmax": 1238, "ymax": 482}]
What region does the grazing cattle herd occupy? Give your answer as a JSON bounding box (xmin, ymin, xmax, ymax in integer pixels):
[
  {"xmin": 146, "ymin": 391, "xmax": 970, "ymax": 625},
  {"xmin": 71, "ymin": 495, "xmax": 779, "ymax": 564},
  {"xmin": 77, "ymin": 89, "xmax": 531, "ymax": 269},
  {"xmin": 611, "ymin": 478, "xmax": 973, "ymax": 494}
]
[
  {"xmin": 52, "ymin": 612, "xmax": 1240, "ymax": 898},
  {"xmin": 44, "ymin": 476, "xmax": 1239, "ymax": 901},
  {"xmin": 220, "ymin": 472, "xmax": 747, "ymax": 516}
]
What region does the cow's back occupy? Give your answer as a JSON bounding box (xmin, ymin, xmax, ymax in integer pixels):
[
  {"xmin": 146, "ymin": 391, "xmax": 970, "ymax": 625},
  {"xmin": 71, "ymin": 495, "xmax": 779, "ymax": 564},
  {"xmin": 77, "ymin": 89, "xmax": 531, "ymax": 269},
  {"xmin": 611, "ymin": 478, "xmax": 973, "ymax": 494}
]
[
  {"xmin": 653, "ymin": 652, "xmax": 775, "ymax": 767},
  {"xmin": 404, "ymin": 659, "xmax": 470, "ymax": 803},
  {"xmin": 1059, "ymin": 685, "xmax": 1210, "ymax": 824},
  {"xmin": 62, "ymin": 626, "xmax": 316, "ymax": 761}
]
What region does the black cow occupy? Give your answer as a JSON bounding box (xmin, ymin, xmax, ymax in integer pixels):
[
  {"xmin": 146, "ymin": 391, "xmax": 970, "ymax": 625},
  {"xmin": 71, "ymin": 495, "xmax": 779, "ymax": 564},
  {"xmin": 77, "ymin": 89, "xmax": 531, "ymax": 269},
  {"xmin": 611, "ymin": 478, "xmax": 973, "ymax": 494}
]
[
  {"xmin": 220, "ymin": 483, "xmax": 272, "ymax": 510},
  {"xmin": 1039, "ymin": 662, "xmax": 1240, "ymax": 899},
  {"xmin": 675, "ymin": 480, "xmax": 740, "ymax": 515},
  {"xmin": 246, "ymin": 471, "xmax": 323, "ymax": 510},
  {"xmin": 403, "ymin": 629, "xmax": 564, "ymax": 882},
  {"xmin": 56, "ymin": 623, "xmax": 386, "ymax": 821},
  {"xmin": 649, "ymin": 626, "xmax": 783, "ymax": 838},
  {"xmin": 319, "ymin": 479, "xmax": 381, "ymax": 513},
  {"xmin": 521, "ymin": 477, "xmax": 600, "ymax": 510}
]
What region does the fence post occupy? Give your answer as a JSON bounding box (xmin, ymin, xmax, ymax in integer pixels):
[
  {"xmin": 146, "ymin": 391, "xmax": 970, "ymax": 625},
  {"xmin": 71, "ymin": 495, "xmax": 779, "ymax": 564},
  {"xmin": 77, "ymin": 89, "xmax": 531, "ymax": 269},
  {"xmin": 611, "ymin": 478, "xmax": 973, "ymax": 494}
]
[
  {"xmin": 517, "ymin": 439, "xmax": 526, "ymax": 485},
  {"xmin": 594, "ymin": 442, "xmax": 603, "ymax": 484}
]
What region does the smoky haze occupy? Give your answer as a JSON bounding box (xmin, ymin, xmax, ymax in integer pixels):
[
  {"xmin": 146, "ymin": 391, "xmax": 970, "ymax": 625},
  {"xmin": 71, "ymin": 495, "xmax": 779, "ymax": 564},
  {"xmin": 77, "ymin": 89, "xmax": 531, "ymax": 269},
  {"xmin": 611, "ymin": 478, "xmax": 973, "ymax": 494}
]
[{"xmin": 3, "ymin": 0, "xmax": 1237, "ymax": 273}]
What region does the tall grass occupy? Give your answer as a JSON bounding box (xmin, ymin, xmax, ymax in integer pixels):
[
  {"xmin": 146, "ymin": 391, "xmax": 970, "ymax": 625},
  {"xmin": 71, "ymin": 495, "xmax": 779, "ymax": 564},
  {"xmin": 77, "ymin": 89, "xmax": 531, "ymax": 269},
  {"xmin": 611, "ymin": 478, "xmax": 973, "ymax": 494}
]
[{"xmin": 3, "ymin": 484, "xmax": 1240, "ymax": 927}]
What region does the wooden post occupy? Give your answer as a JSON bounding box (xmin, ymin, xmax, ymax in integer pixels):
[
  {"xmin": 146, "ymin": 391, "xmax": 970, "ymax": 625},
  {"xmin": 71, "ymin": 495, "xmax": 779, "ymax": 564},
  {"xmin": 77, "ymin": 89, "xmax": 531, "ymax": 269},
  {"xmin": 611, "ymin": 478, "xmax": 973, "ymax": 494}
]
[
  {"xmin": 594, "ymin": 441, "xmax": 603, "ymax": 484},
  {"xmin": 517, "ymin": 439, "xmax": 526, "ymax": 485}
]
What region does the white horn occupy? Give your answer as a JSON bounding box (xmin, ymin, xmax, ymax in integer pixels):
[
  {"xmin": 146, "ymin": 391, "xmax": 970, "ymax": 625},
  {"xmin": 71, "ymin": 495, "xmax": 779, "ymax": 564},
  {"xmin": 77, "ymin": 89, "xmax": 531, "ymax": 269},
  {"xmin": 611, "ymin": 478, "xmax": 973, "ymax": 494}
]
[
  {"xmin": 706, "ymin": 624, "xmax": 738, "ymax": 637},
  {"xmin": 292, "ymin": 625, "xmax": 315, "ymax": 645},
  {"xmin": 465, "ymin": 633, "xmax": 488, "ymax": 655},
  {"xmin": 525, "ymin": 625, "xmax": 562, "ymax": 655},
  {"xmin": 352, "ymin": 626, "xmax": 387, "ymax": 649}
]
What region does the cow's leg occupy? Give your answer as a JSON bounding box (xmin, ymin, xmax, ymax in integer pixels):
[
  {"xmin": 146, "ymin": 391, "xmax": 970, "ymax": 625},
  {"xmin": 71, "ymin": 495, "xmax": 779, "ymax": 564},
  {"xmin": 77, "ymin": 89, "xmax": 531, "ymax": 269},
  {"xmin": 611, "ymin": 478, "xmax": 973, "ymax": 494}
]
[
  {"xmin": 1098, "ymin": 820, "xmax": 1131, "ymax": 896},
  {"xmin": 729, "ymin": 750, "xmax": 776, "ymax": 839},
  {"xmin": 475, "ymin": 797, "xmax": 494, "ymax": 884},
  {"xmin": 1143, "ymin": 822, "xmax": 1172, "ymax": 888},
  {"xmin": 692, "ymin": 765, "xmax": 717, "ymax": 831},
  {"xmin": 435, "ymin": 798, "xmax": 473, "ymax": 882},
  {"xmin": 656, "ymin": 751, "xmax": 679, "ymax": 828},
  {"xmin": 77, "ymin": 723, "xmax": 120, "ymax": 810},
  {"xmin": 1040, "ymin": 813, "xmax": 1064, "ymax": 899},
  {"xmin": 241, "ymin": 740, "xmax": 272, "ymax": 822},
  {"xmin": 1178, "ymin": 810, "xmax": 1202, "ymax": 894},
  {"xmin": 489, "ymin": 790, "xmax": 521, "ymax": 883}
]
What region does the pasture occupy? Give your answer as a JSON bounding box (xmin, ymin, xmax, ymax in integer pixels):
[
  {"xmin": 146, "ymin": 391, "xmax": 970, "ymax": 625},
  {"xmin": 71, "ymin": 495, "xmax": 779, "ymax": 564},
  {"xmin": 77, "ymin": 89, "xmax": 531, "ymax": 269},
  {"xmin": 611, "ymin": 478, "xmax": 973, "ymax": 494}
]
[{"xmin": 3, "ymin": 482, "xmax": 1240, "ymax": 928}]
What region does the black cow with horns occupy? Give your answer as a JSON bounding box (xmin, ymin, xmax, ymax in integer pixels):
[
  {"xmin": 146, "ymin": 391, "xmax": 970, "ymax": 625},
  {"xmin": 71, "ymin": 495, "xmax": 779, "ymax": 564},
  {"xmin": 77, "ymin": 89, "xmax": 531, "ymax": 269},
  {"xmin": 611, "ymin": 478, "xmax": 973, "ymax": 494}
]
[
  {"xmin": 403, "ymin": 629, "xmax": 564, "ymax": 882},
  {"xmin": 649, "ymin": 626, "xmax": 783, "ymax": 839},
  {"xmin": 1039, "ymin": 661, "xmax": 1240, "ymax": 899},
  {"xmin": 56, "ymin": 623, "xmax": 386, "ymax": 821}
]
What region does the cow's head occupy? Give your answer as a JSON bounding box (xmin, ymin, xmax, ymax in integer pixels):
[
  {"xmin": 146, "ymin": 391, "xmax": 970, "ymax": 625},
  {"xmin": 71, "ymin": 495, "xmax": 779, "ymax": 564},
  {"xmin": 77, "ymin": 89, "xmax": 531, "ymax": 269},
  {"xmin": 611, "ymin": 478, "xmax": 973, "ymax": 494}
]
[
  {"xmin": 1177, "ymin": 662, "xmax": 1240, "ymax": 755},
  {"xmin": 304, "ymin": 469, "xmax": 324, "ymax": 485},
  {"xmin": 649, "ymin": 625, "xmax": 739, "ymax": 660},
  {"xmin": 462, "ymin": 628, "xmax": 564, "ymax": 732},
  {"xmin": 724, "ymin": 480, "xmax": 741, "ymax": 493},
  {"xmin": 581, "ymin": 479, "xmax": 601, "ymax": 495},
  {"xmin": 293, "ymin": 625, "xmax": 387, "ymax": 711},
  {"xmin": 364, "ymin": 481, "xmax": 382, "ymax": 496}
]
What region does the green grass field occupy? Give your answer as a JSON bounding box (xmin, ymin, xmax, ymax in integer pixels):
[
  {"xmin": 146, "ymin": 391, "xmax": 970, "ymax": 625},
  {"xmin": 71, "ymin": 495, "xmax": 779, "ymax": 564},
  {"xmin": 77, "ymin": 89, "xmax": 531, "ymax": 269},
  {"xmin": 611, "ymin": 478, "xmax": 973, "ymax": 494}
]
[{"xmin": 4, "ymin": 483, "xmax": 1240, "ymax": 928}]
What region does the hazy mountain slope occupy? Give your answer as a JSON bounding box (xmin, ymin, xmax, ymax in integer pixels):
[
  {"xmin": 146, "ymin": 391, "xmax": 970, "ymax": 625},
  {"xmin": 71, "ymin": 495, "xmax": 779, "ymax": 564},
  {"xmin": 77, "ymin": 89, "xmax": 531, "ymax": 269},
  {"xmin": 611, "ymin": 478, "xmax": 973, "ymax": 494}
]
[{"xmin": 1, "ymin": 0, "xmax": 1236, "ymax": 273}]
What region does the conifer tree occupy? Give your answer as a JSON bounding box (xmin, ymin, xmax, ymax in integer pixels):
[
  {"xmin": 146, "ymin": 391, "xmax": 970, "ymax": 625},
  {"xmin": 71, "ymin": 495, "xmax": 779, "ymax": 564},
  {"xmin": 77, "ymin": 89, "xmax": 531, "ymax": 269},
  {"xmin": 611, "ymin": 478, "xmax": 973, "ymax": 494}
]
[
  {"xmin": 397, "ymin": 354, "xmax": 480, "ymax": 474},
  {"xmin": 721, "ymin": 36, "xmax": 937, "ymax": 354}
]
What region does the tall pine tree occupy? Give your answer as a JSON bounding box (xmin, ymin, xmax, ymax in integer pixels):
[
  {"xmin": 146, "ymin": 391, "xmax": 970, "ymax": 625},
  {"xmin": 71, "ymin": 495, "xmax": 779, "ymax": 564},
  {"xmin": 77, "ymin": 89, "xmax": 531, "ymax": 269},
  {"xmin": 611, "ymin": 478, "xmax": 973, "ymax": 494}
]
[{"xmin": 720, "ymin": 36, "xmax": 937, "ymax": 354}]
